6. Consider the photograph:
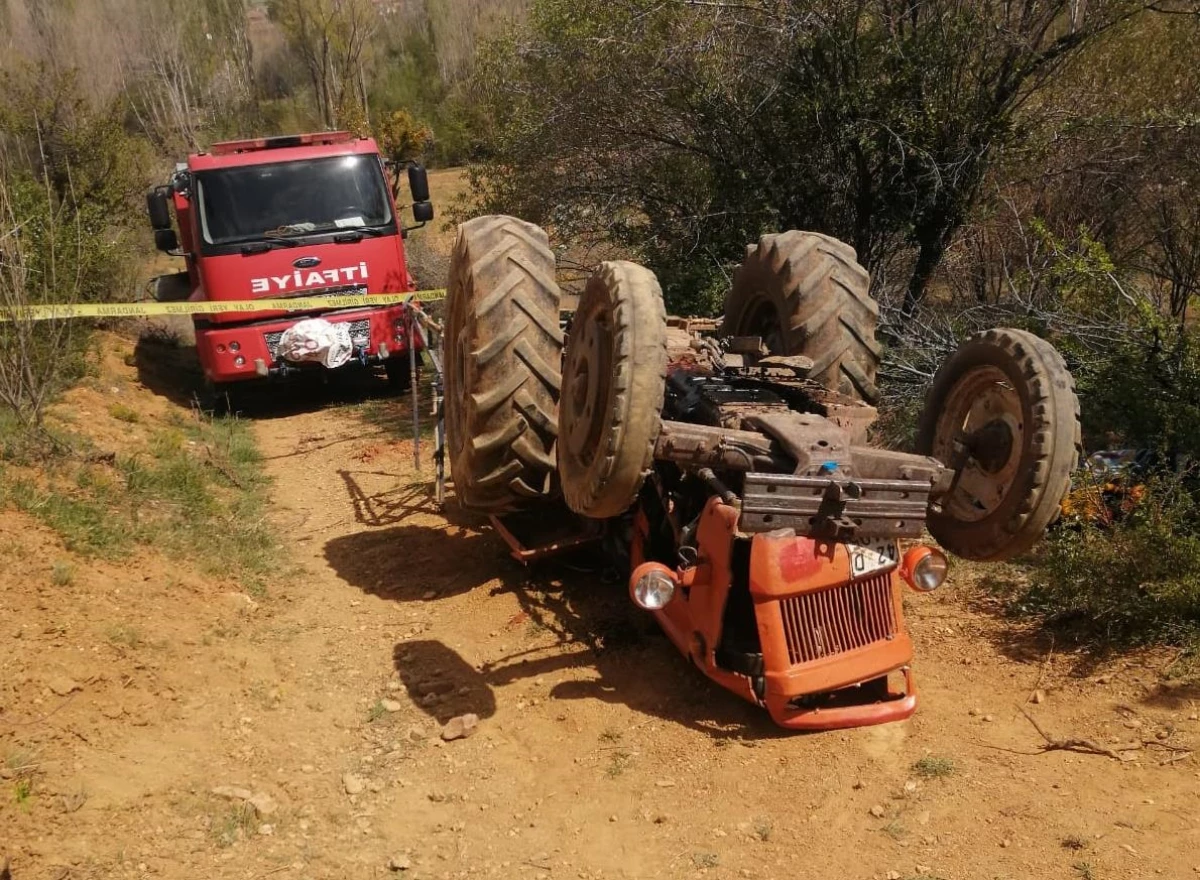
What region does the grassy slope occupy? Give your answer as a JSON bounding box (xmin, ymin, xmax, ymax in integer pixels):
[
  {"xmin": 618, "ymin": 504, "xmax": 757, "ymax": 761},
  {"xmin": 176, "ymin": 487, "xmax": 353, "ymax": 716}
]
[{"xmin": 0, "ymin": 334, "xmax": 280, "ymax": 594}]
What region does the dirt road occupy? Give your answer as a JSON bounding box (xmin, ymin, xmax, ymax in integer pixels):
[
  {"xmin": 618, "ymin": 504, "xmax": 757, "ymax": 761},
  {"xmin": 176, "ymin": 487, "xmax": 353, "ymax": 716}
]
[{"xmin": 3, "ymin": 334, "xmax": 1199, "ymax": 880}]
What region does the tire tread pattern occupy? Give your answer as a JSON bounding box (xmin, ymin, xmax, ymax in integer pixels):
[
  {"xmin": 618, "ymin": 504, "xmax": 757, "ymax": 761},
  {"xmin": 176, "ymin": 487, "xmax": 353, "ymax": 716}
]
[
  {"xmin": 559, "ymin": 261, "xmax": 668, "ymax": 519},
  {"xmin": 724, "ymin": 231, "xmax": 881, "ymax": 403},
  {"xmin": 916, "ymin": 327, "xmax": 1082, "ymax": 561},
  {"xmin": 445, "ymin": 216, "xmax": 563, "ymax": 513}
]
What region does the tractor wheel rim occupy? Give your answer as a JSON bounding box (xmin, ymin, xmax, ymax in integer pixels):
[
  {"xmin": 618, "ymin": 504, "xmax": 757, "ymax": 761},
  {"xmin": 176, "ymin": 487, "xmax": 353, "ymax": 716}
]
[
  {"xmin": 934, "ymin": 365, "xmax": 1024, "ymax": 523},
  {"xmin": 566, "ymin": 309, "xmax": 612, "ymax": 468}
]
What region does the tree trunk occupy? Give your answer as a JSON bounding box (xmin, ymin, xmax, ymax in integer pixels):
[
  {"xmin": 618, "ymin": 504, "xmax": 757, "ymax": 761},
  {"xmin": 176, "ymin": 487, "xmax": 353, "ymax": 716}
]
[{"xmin": 902, "ymin": 223, "xmax": 950, "ymax": 317}]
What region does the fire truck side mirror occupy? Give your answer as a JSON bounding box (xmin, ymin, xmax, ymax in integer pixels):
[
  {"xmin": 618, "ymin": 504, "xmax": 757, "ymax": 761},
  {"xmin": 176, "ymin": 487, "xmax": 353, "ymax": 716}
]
[
  {"xmin": 412, "ymin": 201, "xmax": 435, "ymax": 224},
  {"xmin": 407, "ymin": 163, "xmax": 431, "ymax": 203},
  {"xmin": 147, "ymin": 189, "xmax": 172, "ymax": 231},
  {"xmin": 154, "ymin": 228, "xmax": 179, "ymax": 253}
]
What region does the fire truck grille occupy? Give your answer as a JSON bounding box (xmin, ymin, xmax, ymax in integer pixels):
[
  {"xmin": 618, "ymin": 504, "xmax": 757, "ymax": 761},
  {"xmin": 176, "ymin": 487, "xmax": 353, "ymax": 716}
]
[
  {"xmin": 778, "ymin": 572, "xmax": 897, "ymax": 665},
  {"xmin": 265, "ymin": 319, "xmax": 371, "ymax": 360}
]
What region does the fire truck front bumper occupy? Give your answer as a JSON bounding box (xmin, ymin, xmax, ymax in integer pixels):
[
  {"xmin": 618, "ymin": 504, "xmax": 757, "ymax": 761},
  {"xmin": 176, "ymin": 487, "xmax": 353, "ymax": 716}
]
[{"xmin": 195, "ymin": 305, "xmax": 422, "ymax": 383}]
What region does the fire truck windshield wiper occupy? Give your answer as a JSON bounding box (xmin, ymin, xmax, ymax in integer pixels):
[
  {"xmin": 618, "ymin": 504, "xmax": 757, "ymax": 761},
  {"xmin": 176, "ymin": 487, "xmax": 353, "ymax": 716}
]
[
  {"xmin": 239, "ymin": 238, "xmax": 301, "ymax": 254},
  {"xmin": 332, "ymin": 226, "xmax": 389, "ymax": 242}
]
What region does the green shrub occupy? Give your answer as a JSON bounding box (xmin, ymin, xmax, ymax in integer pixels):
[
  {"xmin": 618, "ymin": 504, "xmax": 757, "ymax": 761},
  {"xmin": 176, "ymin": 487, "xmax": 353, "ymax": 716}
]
[
  {"xmin": 0, "ymin": 63, "xmax": 153, "ymax": 430},
  {"xmin": 1022, "ymin": 481, "xmax": 1200, "ymax": 645}
]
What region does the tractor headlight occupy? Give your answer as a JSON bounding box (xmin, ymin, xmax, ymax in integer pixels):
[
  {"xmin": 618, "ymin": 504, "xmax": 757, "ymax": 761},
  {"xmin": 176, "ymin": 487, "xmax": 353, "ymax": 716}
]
[
  {"xmin": 629, "ymin": 564, "xmax": 677, "ymax": 610},
  {"xmin": 901, "ymin": 546, "xmax": 948, "ymax": 592}
]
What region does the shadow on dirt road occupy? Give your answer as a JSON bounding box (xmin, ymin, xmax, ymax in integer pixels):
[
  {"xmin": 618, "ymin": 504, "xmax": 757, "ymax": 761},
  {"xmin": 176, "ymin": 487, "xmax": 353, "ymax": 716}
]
[
  {"xmin": 393, "ymin": 639, "xmax": 498, "ymax": 724},
  {"xmin": 327, "ymin": 520, "xmax": 786, "ymax": 739},
  {"xmin": 325, "ymin": 522, "xmax": 499, "ymax": 602}
]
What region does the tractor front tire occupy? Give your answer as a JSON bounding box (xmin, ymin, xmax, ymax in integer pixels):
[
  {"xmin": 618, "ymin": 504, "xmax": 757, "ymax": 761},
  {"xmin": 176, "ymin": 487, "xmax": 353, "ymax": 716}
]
[
  {"xmin": 444, "ymin": 216, "xmax": 563, "ymax": 513},
  {"xmin": 558, "ymin": 261, "xmax": 668, "ymax": 519},
  {"xmin": 917, "ymin": 328, "xmax": 1081, "ymax": 561},
  {"xmin": 724, "ymin": 231, "xmax": 881, "ymax": 403}
]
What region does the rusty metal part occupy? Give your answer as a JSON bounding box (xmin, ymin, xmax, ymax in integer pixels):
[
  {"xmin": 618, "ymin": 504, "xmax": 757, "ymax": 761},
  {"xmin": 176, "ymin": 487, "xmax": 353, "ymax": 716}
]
[
  {"xmin": 740, "ymin": 472, "xmax": 933, "ymax": 539},
  {"xmin": 654, "ymin": 420, "xmax": 782, "ymax": 471},
  {"xmin": 743, "ymin": 412, "xmax": 852, "ymax": 476},
  {"xmin": 666, "ymin": 315, "xmax": 720, "ymax": 333},
  {"xmin": 726, "ymin": 336, "xmax": 769, "ymax": 357},
  {"xmin": 849, "ymin": 446, "xmax": 949, "ymax": 487},
  {"xmin": 824, "ymin": 401, "xmax": 878, "ymax": 445},
  {"xmin": 665, "ymin": 327, "xmax": 720, "ymax": 373},
  {"xmin": 665, "ymin": 372, "xmax": 792, "ymax": 429},
  {"xmin": 758, "ymin": 354, "xmax": 815, "ymax": 376},
  {"xmin": 697, "ymin": 467, "xmax": 739, "ymax": 505},
  {"xmin": 932, "ymin": 364, "xmax": 1024, "ymax": 524},
  {"xmin": 489, "ymin": 507, "xmax": 604, "ymax": 564},
  {"xmin": 652, "ymin": 324, "xmax": 946, "ymax": 543}
]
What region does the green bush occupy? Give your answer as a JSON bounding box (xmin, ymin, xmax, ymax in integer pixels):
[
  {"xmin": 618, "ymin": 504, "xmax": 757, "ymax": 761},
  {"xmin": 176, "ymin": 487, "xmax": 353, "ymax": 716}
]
[
  {"xmin": 1014, "ymin": 279, "xmax": 1200, "ymax": 648},
  {"xmin": 0, "ymin": 63, "xmax": 153, "ymax": 429},
  {"xmin": 1021, "ymin": 481, "xmax": 1200, "ymax": 645}
]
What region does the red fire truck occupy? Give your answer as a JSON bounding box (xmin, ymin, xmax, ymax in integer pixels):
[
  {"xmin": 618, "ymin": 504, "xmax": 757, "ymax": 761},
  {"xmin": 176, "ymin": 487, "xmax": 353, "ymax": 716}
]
[{"xmin": 145, "ymin": 131, "xmax": 432, "ymax": 404}]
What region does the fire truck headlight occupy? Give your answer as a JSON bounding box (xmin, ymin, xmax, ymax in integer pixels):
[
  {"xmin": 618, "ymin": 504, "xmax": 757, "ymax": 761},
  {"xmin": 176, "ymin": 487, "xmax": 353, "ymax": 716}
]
[
  {"xmin": 629, "ymin": 564, "xmax": 677, "ymax": 610},
  {"xmin": 901, "ymin": 546, "xmax": 949, "ymax": 592},
  {"xmin": 229, "ymin": 341, "xmax": 241, "ymax": 352},
  {"xmin": 234, "ymin": 355, "xmax": 246, "ymax": 367}
]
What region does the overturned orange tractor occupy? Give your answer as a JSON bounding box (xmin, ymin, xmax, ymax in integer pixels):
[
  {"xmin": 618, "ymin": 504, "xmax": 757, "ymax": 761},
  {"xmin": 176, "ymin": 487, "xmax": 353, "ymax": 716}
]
[{"xmin": 442, "ymin": 217, "xmax": 1080, "ymax": 730}]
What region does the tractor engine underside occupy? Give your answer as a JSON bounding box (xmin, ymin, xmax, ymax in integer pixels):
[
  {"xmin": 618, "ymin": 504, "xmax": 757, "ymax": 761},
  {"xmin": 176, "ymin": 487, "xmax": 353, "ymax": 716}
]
[{"xmin": 654, "ymin": 328, "xmax": 952, "ymax": 546}]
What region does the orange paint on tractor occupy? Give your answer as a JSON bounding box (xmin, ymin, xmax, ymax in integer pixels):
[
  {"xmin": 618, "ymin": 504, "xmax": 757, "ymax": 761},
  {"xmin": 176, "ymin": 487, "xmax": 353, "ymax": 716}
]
[{"xmin": 632, "ymin": 496, "xmax": 919, "ymax": 731}]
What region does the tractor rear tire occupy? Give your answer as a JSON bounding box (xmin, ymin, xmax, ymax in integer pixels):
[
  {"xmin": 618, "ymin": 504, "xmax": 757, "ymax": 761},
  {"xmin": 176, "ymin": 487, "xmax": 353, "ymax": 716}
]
[
  {"xmin": 558, "ymin": 261, "xmax": 668, "ymax": 519},
  {"xmin": 724, "ymin": 231, "xmax": 881, "ymax": 403},
  {"xmin": 917, "ymin": 328, "xmax": 1081, "ymax": 562},
  {"xmin": 444, "ymin": 216, "xmax": 564, "ymax": 513}
]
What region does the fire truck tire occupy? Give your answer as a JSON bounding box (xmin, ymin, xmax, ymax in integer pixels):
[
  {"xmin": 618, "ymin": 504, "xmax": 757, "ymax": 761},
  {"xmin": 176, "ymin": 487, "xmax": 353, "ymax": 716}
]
[
  {"xmin": 199, "ymin": 379, "xmax": 235, "ymax": 416},
  {"xmin": 917, "ymin": 328, "xmax": 1082, "ymax": 562},
  {"xmin": 558, "ymin": 261, "xmax": 668, "ymax": 519},
  {"xmin": 444, "ymin": 215, "xmax": 563, "ymax": 513},
  {"xmin": 384, "ymin": 357, "xmax": 413, "ymax": 391},
  {"xmin": 724, "ymin": 231, "xmax": 881, "ymax": 403}
]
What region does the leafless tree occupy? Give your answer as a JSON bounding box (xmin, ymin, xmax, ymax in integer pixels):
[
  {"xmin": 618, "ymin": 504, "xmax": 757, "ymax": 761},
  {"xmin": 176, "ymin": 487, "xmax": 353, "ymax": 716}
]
[
  {"xmin": 270, "ymin": 0, "xmax": 378, "ymax": 128},
  {"xmin": 0, "ymin": 152, "xmax": 83, "ymax": 430}
]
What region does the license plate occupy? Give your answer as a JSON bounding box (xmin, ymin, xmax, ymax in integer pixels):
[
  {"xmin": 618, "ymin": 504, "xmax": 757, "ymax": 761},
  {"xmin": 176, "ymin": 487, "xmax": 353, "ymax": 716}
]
[{"xmin": 847, "ymin": 539, "xmax": 899, "ymax": 578}]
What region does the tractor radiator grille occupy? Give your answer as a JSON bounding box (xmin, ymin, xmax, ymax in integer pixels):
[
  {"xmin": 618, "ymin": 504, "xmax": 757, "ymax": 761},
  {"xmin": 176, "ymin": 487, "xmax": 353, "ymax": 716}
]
[
  {"xmin": 779, "ymin": 572, "xmax": 897, "ymax": 665},
  {"xmin": 265, "ymin": 318, "xmax": 371, "ymax": 360}
]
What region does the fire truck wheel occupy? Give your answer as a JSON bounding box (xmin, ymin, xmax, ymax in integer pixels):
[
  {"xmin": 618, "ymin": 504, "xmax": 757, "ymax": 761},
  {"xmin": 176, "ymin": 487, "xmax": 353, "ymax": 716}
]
[
  {"xmin": 199, "ymin": 379, "xmax": 235, "ymax": 416},
  {"xmin": 384, "ymin": 358, "xmax": 413, "ymax": 391},
  {"xmin": 917, "ymin": 328, "xmax": 1082, "ymax": 562},
  {"xmin": 558, "ymin": 261, "xmax": 668, "ymax": 519},
  {"xmin": 444, "ymin": 216, "xmax": 563, "ymax": 513},
  {"xmin": 723, "ymin": 231, "xmax": 881, "ymax": 403}
]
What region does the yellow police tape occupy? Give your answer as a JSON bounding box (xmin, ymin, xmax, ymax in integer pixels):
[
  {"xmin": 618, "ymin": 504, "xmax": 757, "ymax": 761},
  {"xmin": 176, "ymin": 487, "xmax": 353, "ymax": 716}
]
[{"xmin": 0, "ymin": 289, "xmax": 447, "ymax": 322}]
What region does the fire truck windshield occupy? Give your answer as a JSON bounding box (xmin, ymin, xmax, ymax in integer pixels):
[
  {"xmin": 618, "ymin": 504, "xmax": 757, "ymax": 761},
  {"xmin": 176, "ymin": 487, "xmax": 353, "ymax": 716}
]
[{"xmin": 195, "ymin": 154, "xmax": 394, "ymax": 246}]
